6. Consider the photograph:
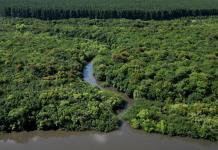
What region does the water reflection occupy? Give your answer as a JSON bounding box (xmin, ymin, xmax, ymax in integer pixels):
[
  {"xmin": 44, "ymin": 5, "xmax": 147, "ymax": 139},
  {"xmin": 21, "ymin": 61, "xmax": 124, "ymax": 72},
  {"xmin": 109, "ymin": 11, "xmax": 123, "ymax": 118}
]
[
  {"xmin": 0, "ymin": 123, "xmax": 217, "ymax": 150},
  {"xmin": 92, "ymin": 134, "xmax": 107, "ymax": 144},
  {"xmin": 0, "ymin": 130, "xmax": 79, "ymax": 144}
]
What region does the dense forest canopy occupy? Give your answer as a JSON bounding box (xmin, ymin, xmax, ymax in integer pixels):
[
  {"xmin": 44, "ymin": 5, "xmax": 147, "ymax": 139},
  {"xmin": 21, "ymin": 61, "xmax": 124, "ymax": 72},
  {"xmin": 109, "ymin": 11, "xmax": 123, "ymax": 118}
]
[
  {"xmin": 0, "ymin": 18, "xmax": 124, "ymax": 132},
  {"xmin": 0, "ymin": 16, "xmax": 217, "ymax": 141},
  {"xmin": 91, "ymin": 18, "xmax": 218, "ymax": 140}
]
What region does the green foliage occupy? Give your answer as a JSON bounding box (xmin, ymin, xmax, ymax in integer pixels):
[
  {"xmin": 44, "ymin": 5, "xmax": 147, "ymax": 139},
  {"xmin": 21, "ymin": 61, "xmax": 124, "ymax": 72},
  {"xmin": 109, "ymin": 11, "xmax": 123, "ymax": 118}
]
[
  {"xmin": 0, "ymin": 18, "xmax": 123, "ymax": 132},
  {"xmin": 124, "ymin": 100, "xmax": 218, "ymax": 141},
  {"xmin": 15, "ymin": 23, "xmax": 26, "ymax": 32},
  {"xmin": 0, "ymin": 17, "xmax": 217, "ymax": 141},
  {"xmin": 90, "ymin": 17, "xmax": 218, "ymax": 140}
]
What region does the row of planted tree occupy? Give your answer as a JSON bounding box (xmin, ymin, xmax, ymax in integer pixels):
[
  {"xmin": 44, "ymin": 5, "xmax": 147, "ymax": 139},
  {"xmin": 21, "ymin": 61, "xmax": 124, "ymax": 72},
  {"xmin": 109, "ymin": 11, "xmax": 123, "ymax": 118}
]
[{"xmin": 3, "ymin": 7, "xmax": 218, "ymax": 20}]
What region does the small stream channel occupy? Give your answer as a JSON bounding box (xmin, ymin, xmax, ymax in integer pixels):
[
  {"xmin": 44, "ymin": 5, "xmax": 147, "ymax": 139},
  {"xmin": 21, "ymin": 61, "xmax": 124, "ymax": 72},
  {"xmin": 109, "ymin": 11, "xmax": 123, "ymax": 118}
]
[{"xmin": 0, "ymin": 62, "xmax": 217, "ymax": 150}]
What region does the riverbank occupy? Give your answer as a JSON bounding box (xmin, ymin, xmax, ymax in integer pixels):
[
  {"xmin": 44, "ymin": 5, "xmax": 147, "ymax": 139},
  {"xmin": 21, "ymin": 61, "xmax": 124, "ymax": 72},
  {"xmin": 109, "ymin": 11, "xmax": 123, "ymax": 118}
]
[
  {"xmin": 0, "ymin": 17, "xmax": 217, "ymax": 144},
  {"xmin": 0, "ymin": 62, "xmax": 217, "ymax": 150}
]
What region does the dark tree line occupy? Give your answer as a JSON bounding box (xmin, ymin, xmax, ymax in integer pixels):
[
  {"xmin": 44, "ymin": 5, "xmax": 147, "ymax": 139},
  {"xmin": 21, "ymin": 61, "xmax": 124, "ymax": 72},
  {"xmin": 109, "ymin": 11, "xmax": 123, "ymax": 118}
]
[{"xmin": 3, "ymin": 7, "xmax": 218, "ymax": 20}]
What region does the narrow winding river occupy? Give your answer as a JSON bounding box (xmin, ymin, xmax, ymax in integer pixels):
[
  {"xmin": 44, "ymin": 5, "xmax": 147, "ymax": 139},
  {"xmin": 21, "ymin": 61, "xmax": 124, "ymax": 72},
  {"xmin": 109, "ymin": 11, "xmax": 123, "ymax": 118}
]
[{"xmin": 0, "ymin": 63, "xmax": 217, "ymax": 150}]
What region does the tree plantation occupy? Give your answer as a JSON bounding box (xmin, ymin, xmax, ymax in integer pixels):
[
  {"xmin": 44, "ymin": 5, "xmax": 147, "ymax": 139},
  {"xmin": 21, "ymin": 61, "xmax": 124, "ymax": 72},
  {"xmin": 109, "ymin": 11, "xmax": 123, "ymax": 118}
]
[
  {"xmin": 1, "ymin": 0, "xmax": 218, "ymax": 20},
  {"xmin": 1, "ymin": 0, "xmax": 218, "ymax": 11},
  {"xmin": 0, "ymin": 16, "xmax": 217, "ymax": 141}
]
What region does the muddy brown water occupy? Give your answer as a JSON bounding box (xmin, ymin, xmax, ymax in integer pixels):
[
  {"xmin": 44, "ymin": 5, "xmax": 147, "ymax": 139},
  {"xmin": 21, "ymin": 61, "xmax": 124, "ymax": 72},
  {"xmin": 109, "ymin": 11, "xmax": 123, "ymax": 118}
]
[{"xmin": 0, "ymin": 62, "xmax": 217, "ymax": 150}]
